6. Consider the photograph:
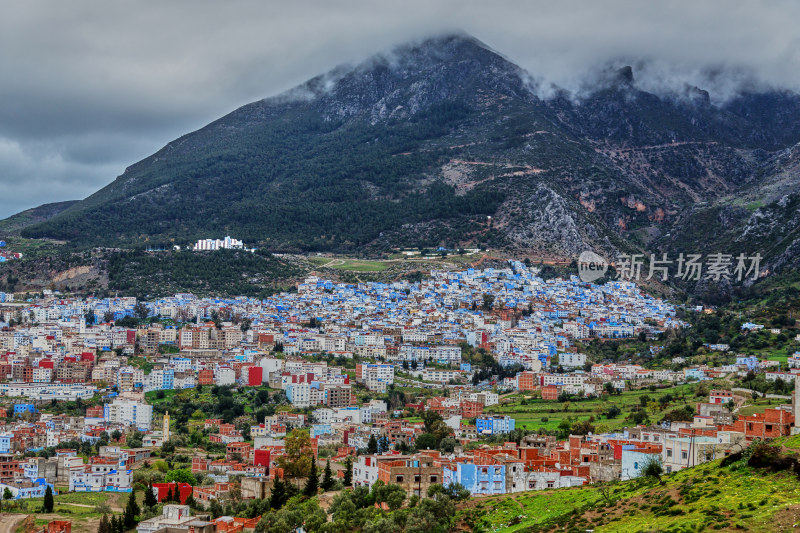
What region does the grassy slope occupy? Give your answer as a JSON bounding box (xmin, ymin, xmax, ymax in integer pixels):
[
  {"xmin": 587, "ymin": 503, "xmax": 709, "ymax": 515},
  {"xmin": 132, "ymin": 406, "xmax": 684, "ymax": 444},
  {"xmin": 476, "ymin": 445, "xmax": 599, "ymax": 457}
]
[{"xmin": 460, "ymin": 457, "xmax": 800, "ymax": 532}]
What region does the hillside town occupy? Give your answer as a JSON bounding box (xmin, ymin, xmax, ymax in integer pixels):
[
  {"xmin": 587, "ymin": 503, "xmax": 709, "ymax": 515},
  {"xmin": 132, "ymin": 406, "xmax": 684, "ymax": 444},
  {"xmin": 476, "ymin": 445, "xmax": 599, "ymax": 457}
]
[{"xmin": 0, "ymin": 262, "xmax": 798, "ymax": 531}]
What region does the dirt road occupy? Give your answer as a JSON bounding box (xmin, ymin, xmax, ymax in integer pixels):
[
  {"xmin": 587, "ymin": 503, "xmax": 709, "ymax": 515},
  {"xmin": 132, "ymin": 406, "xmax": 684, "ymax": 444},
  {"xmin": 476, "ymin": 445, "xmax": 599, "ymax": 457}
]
[{"xmin": 0, "ymin": 513, "xmax": 28, "ymax": 533}]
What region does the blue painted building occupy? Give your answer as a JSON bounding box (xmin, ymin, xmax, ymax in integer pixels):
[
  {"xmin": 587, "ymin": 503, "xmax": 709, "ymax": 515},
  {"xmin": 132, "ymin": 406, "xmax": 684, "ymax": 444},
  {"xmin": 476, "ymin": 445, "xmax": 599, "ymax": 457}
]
[
  {"xmin": 476, "ymin": 416, "xmax": 515, "ymax": 435},
  {"xmin": 443, "ymin": 463, "xmax": 506, "ymax": 495},
  {"xmin": 13, "ymin": 404, "xmax": 36, "ymax": 416}
]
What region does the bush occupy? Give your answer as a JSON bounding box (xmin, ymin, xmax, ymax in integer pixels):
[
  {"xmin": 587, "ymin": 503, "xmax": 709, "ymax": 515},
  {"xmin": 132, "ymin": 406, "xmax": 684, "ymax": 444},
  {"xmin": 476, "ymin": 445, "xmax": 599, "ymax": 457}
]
[{"xmin": 641, "ymin": 456, "xmax": 664, "ymax": 481}]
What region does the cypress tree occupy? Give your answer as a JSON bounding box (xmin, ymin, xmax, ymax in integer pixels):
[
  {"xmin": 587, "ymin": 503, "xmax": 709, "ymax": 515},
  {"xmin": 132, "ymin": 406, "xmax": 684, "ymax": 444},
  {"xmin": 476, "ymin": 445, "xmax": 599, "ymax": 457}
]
[
  {"xmin": 43, "ymin": 485, "xmax": 54, "ymax": 513},
  {"xmin": 144, "ymin": 482, "xmax": 158, "ymax": 508},
  {"xmin": 321, "ymin": 459, "xmax": 334, "ymax": 491},
  {"xmin": 343, "ymin": 456, "xmax": 353, "ymax": 488},
  {"xmin": 98, "ymin": 515, "xmax": 110, "ymax": 533},
  {"xmin": 269, "ymin": 477, "xmax": 286, "ymax": 510},
  {"xmin": 109, "ymin": 515, "xmax": 120, "ymax": 533},
  {"xmin": 367, "ymin": 434, "xmax": 378, "ymax": 454},
  {"xmin": 124, "ymin": 490, "xmax": 140, "ymax": 528},
  {"xmin": 303, "ymin": 458, "xmax": 318, "ymax": 497}
]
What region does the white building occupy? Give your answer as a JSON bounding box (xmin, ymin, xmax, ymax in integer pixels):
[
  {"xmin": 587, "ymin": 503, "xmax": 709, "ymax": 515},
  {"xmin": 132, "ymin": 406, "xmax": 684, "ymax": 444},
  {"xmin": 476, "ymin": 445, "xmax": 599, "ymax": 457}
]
[
  {"xmin": 558, "ymin": 353, "xmax": 587, "ymax": 369},
  {"xmin": 104, "ymin": 399, "xmax": 153, "ymax": 431}
]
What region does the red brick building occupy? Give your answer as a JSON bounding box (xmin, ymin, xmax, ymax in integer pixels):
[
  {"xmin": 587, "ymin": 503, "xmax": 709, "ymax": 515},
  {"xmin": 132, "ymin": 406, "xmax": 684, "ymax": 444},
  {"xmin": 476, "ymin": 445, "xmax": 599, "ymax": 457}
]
[
  {"xmin": 541, "ymin": 385, "xmax": 560, "ymax": 401},
  {"xmin": 518, "ymin": 372, "xmax": 537, "ymax": 392}
]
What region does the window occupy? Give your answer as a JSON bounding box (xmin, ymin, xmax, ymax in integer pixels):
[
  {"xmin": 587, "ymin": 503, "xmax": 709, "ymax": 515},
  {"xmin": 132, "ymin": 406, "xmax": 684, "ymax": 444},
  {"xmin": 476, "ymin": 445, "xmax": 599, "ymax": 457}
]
[
  {"xmin": 681, "ymin": 452, "xmax": 688, "ymax": 460},
  {"xmin": 396, "ymin": 475, "xmax": 404, "ymax": 483},
  {"xmin": 414, "ymin": 475, "xmax": 420, "ymax": 483},
  {"xmin": 766, "ymin": 424, "xmax": 773, "ymax": 431},
  {"xmin": 666, "ymin": 449, "xmax": 672, "ymax": 457},
  {"xmin": 634, "ymin": 462, "xmax": 639, "ymax": 470},
  {"xmin": 430, "ymin": 476, "xmax": 438, "ymax": 483}
]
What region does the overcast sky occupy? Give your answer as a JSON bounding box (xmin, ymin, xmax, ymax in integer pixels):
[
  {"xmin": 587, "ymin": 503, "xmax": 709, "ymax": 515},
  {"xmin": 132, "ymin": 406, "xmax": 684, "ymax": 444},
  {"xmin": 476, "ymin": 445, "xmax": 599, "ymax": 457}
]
[{"xmin": 1, "ymin": 0, "xmax": 799, "ymax": 219}]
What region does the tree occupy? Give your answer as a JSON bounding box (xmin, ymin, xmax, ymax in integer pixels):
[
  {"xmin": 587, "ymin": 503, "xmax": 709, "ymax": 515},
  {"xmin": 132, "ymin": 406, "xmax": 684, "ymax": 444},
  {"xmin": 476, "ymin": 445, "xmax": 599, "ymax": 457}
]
[
  {"xmin": 124, "ymin": 490, "xmax": 140, "ymax": 528},
  {"xmin": 109, "ymin": 515, "xmax": 120, "ymax": 533},
  {"xmin": 269, "ymin": 477, "xmax": 287, "ymax": 510},
  {"xmin": 165, "ymin": 485, "xmax": 175, "ymax": 503},
  {"xmin": 415, "ymin": 433, "xmax": 437, "ymax": 450},
  {"xmin": 343, "ymin": 456, "xmax": 352, "ymax": 488},
  {"xmin": 321, "ymin": 459, "xmax": 334, "ymax": 492},
  {"xmin": 439, "ymin": 437, "xmax": 457, "ymax": 453},
  {"xmin": 276, "ymin": 430, "xmax": 313, "ymax": 479},
  {"xmin": 98, "ymin": 515, "xmax": 110, "ymax": 533},
  {"xmin": 164, "ymin": 468, "xmax": 197, "ymax": 486},
  {"xmin": 255, "ymin": 498, "xmax": 326, "ymax": 533},
  {"xmin": 185, "ymin": 494, "xmax": 196, "ymax": 509},
  {"xmin": 372, "ymin": 482, "xmax": 406, "ymax": 511},
  {"xmin": 429, "ymin": 482, "xmax": 470, "ymax": 502},
  {"xmin": 43, "ymin": 485, "xmax": 54, "ymax": 512},
  {"xmin": 111, "ymin": 429, "xmax": 123, "ymax": 441},
  {"xmin": 304, "ymin": 458, "xmax": 319, "ymax": 497},
  {"xmin": 144, "ymin": 482, "xmax": 158, "ymax": 508},
  {"xmin": 641, "ymin": 455, "xmax": 664, "ymax": 483},
  {"xmin": 127, "ymin": 431, "xmax": 144, "ymax": 448},
  {"xmin": 367, "ymin": 434, "xmax": 378, "ymax": 454},
  {"xmin": 134, "ymin": 302, "xmax": 149, "ymax": 320},
  {"xmin": 2, "ymin": 487, "xmax": 11, "ymax": 502}
]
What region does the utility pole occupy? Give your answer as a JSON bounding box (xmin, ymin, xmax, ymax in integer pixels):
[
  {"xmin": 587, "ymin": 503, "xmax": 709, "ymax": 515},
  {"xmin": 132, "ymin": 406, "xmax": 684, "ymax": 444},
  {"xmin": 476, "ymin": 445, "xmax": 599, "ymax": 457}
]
[{"xmin": 417, "ymin": 459, "xmax": 422, "ymax": 499}]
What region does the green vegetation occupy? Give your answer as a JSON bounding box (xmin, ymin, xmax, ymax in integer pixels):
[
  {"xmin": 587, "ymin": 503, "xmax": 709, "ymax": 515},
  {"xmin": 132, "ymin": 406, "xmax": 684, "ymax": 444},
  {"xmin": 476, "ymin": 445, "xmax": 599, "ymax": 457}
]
[
  {"xmin": 461, "ymin": 442, "xmax": 800, "ymax": 532},
  {"xmin": 143, "ymin": 385, "xmax": 286, "ymax": 453},
  {"xmin": 107, "ymin": 249, "xmax": 302, "ymax": 299}
]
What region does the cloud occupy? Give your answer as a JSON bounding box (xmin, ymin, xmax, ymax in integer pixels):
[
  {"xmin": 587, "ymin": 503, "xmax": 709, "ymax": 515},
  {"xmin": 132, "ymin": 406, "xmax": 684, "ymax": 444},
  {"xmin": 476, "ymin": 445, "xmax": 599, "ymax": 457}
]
[{"xmin": 1, "ymin": 0, "xmax": 799, "ymax": 218}]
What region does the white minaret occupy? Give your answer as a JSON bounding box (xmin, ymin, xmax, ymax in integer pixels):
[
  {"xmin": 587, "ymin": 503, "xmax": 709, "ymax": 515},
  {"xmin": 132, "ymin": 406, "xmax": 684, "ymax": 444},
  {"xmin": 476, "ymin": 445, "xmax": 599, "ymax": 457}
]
[{"xmin": 163, "ymin": 411, "xmax": 171, "ymax": 442}]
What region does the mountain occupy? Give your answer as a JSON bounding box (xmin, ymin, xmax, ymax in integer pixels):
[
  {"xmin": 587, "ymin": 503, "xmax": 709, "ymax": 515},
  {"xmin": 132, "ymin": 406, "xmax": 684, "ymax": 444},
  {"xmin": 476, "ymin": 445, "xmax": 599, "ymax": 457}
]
[{"xmin": 19, "ymin": 34, "xmax": 800, "ymax": 273}]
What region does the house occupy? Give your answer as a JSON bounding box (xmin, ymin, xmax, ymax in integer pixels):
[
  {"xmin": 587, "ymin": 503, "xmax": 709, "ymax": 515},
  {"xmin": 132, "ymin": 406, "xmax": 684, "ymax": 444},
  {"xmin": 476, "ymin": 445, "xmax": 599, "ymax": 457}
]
[
  {"xmin": 442, "ymin": 463, "xmax": 505, "ymax": 495},
  {"xmin": 709, "ymin": 390, "xmax": 734, "ymax": 404},
  {"xmin": 541, "ymin": 385, "xmax": 560, "ymax": 401},
  {"xmin": 376, "ymin": 455, "xmax": 443, "ymax": 497},
  {"xmin": 137, "ymin": 505, "xmax": 214, "ymax": 533},
  {"xmin": 476, "ymin": 416, "xmax": 515, "ymax": 435}
]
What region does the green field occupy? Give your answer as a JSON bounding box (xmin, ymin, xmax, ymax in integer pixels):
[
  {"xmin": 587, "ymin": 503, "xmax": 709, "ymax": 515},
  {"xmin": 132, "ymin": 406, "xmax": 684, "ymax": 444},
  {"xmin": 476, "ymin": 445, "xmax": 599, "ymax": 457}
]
[
  {"xmin": 306, "ymin": 256, "xmax": 391, "ymax": 272},
  {"xmin": 737, "ymin": 396, "xmax": 788, "ymax": 416},
  {"xmin": 486, "ymin": 384, "xmax": 701, "ymax": 433},
  {"xmin": 1, "ymin": 491, "xmax": 134, "ymax": 533},
  {"xmin": 330, "ymin": 260, "xmax": 390, "ymax": 272}
]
